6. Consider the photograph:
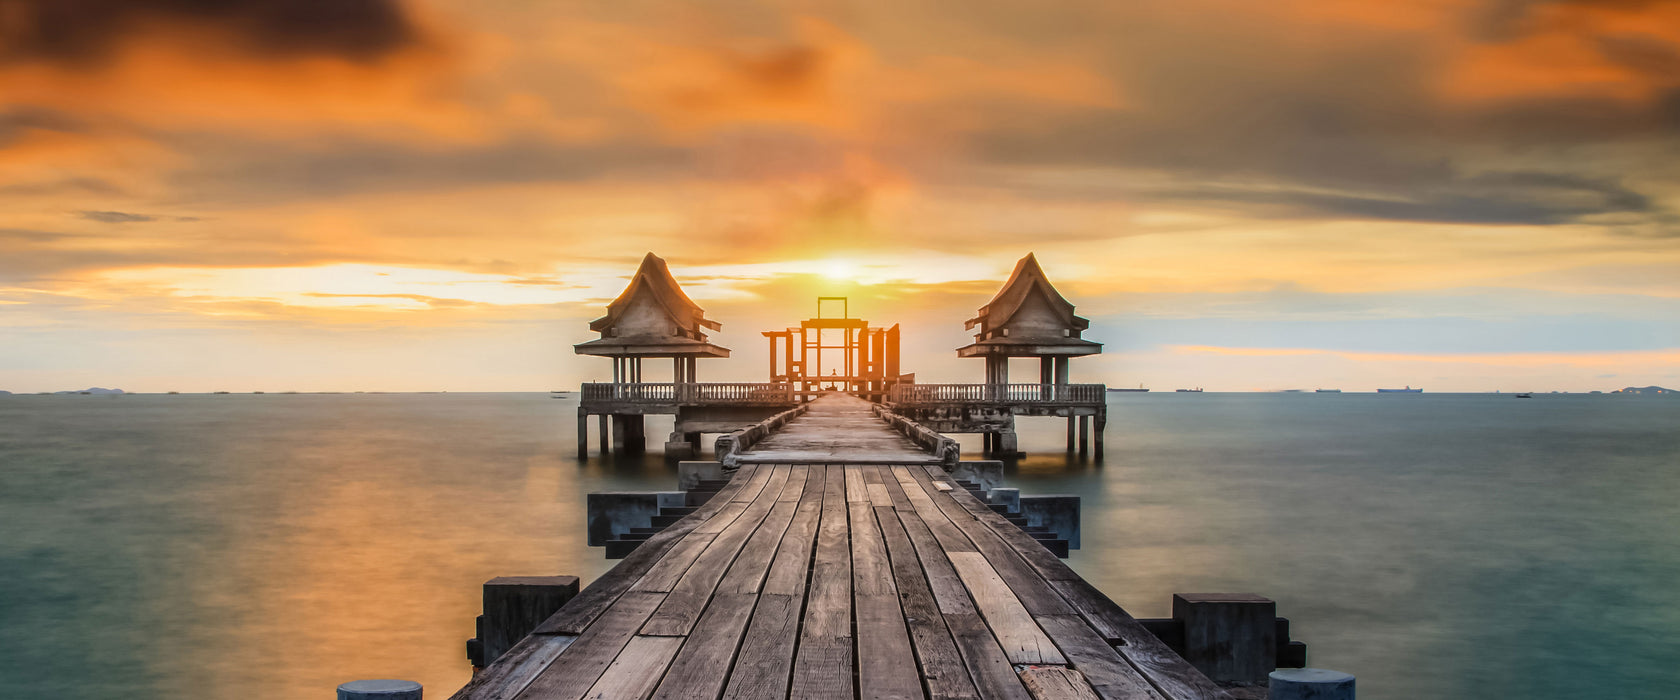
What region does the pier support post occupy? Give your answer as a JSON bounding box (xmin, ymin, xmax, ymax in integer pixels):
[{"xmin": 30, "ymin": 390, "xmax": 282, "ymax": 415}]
[
  {"xmin": 1066, "ymin": 416, "xmax": 1075, "ymax": 452},
  {"xmin": 1078, "ymin": 415, "xmax": 1090, "ymax": 454},
  {"xmin": 664, "ymin": 431, "xmax": 694, "ymax": 460},
  {"xmin": 576, "ymin": 410, "xmax": 588, "ymax": 460},
  {"xmin": 598, "ymin": 414, "xmax": 609, "ymax": 456},
  {"xmin": 609, "ymin": 415, "xmax": 625, "ymax": 452},
  {"xmin": 1174, "ymin": 593, "xmax": 1277, "ymax": 683},
  {"xmin": 1269, "ymin": 669, "xmax": 1354, "ymax": 700},
  {"xmin": 473, "ymin": 575, "xmax": 580, "ymax": 668},
  {"xmin": 1094, "ymin": 413, "xmax": 1105, "ymax": 459},
  {"xmin": 338, "ymin": 680, "xmax": 422, "ymax": 700},
  {"xmin": 996, "ymin": 429, "xmax": 1018, "ymax": 455}
]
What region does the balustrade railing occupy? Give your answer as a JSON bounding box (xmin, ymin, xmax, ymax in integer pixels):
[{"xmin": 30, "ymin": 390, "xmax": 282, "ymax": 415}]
[
  {"xmin": 887, "ymin": 383, "xmax": 1106, "ymax": 406},
  {"xmin": 580, "ymin": 382, "xmax": 796, "ymax": 405}
]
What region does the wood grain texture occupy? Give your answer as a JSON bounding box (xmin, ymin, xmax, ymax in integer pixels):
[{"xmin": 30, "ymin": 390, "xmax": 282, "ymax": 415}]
[
  {"xmin": 946, "ymin": 551, "xmax": 1065, "ymax": 665},
  {"xmin": 446, "ymin": 634, "xmax": 576, "ymax": 700},
  {"xmin": 1034, "ymin": 615, "xmax": 1164, "ymax": 700},
  {"xmin": 516, "ymin": 590, "xmax": 666, "ymax": 700},
  {"xmin": 1019, "ymin": 667, "xmax": 1102, "ymax": 700},
  {"xmin": 875, "ymin": 504, "xmax": 979, "ymax": 700},
  {"xmin": 640, "ymin": 467, "xmax": 790, "ymax": 636},
  {"xmin": 532, "ymin": 465, "xmax": 761, "ymax": 635},
  {"xmin": 790, "ymin": 464, "xmax": 854, "ymax": 700},
  {"xmin": 946, "ymin": 613, "xmax": 1033, "ymax": 700},
  {"xmin": 582, "ymin": 635, "xmax": 683, "ymax": 700},
  {"xmin": 850, "ymin": 498, "xmax": 922, "ymax": 699}
]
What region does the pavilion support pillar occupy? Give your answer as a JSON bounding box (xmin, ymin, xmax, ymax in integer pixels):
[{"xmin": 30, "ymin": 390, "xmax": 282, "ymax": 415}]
[
  {"xmin": 997, "ymin": 429, "xmax": 1018, "ymax": 455},
  {"xmin": 1094, "ymin": 412, "xmax": 1106, "ymax": 459},
  {"xmin": 1066, "ymin": 416, "xmax": 1076, "ymax": 452},
  {"xmin": 1055, "ymin": 356, "xmax": 1070, "ymax": 385},
  {"xmin": 610, "ymin": 415, "xmax": 626, "ymax": 452},
  {"xmin": 1079, "ymin": 415, "xmax": 1090, "ymax": 455},
  {"xmin": 576, "ymin": 409, "xmax": 588, "ymax": 460},
  {"xmin": 598, "ymin": 414, "xmax": 610, "ymax": 456}
]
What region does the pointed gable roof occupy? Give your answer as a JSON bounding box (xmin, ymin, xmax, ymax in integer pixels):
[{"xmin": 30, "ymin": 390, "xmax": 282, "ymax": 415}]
[
  {"xmin": 575, "ymin": 253, "xmax": 730, "ymax": 358},
  {"xmin": 966, "ymin": 253, "xmax": 1088, "ymax": 332},
  {"xmin": 589, "ymin": 253, "xmax": 722, "ymax": 336},
  {"xmin": 957, "ymin": 253, "xmax": 1100, "ymax": 358}
]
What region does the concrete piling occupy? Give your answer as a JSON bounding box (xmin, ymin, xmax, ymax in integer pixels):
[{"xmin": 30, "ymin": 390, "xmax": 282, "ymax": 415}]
[
  {"xmin": 1269, "ymin": 669, "xmax": 1355, "ymax": 700},
  {"xmin": 337, "ymin": 679, "xmax": 422, "ymax": 700}
]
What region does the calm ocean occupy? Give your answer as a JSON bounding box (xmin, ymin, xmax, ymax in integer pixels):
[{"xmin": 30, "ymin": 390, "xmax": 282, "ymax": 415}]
[{"xmin": 1, "ymin": 392, "xmax": 1676, "ymax": 699}]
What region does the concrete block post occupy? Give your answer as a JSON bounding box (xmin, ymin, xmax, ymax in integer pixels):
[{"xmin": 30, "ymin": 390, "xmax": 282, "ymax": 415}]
[
  {"xmin": 988, "ymin": 487, "xmax": 1020, "ymax": 514},
  {"xmin": 1173, "ymin": 593, "xmax": 1277, "ymax": 683},
  {"xmin": 678, "ymin": 461, "xmax": 725, "ymax": 491},
  {"xmin": 664, "ymin": 432, "xmax": 695, "ymax": 460},
  {"xmin": 478, "ymin": 576, "xmax": 580, "ymax": 667},
  {"xmin": 952, "ymin": 460, "xmax": 1005, "ymax": 492},
  {"xmin": 338, "ymin": 679, "xmax": 422, "ymax": 699},
  {"xmin": 586, "ymin": 492, "xmax": 679, "ymax": 545},
  {"xmin": 1019, "ymin": 495, "xmax": 1080, "ymax": 548},
  {"xmin": 1269, "ymin": 669, "xmax": 1355, "ymax": 700}
]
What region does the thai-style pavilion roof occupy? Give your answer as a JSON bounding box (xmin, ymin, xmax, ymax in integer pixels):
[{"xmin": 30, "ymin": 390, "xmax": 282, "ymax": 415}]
[
  {"xmin": 574, "ymin": 253, "xmax": 730, "ymax": 358},
  {"xmin": 957, "ymin": 253, "xmax": 1102, "ymax": 358}
]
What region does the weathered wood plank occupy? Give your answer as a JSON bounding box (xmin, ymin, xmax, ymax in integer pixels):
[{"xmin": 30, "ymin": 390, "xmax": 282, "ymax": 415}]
[
  {"xmin": 723, "ymin": 466, "xmax": 826, "ymax": 700},
  {"xmin": 916, "ymin": 467, "xmax": 1073, "ymax": 617},
  {"xmin": 945, "ymin": 551, "xmax": 1065, "ymax": 666},
  {"xmin": 582, "ymin": 634, "xmax": 683, "ymax": 700},
  {"xmin": 650, "ymin": 469, "xmax": 811, "ymax": 699},
  {"xmin": 875, "ymin": 504, "xmax": 979, "ymax": 700},
  {"xmin": 628, "ymin": 533, "xmax": 717, "ymax": 593},
  {"xmin": 719, "ymin": 593, "xmax": 802, "ymax": 700},
  {"xmin": 1035, "ymin": 615, "xmax": 1164, "ymax": 700},
  {"xmin": 533, "ymin": 465, "xmax": 761, "ymax": 635},
  {"xmin": 1019, "ymin": 667, "xmax": 1101, "ymax": 700},
  {"xmin": 926, "ymin": 465, "xmax": 1231, "ymax": 700},
  {"xmin": 446, "ymin": 634, "xmax": 576, "ymax": 700},
  {"xmin": 846, "ymin": 464, "xmax": 869, "ymax": 502},
  {"xmin": 641, "ymin": 466, "xmax": 791, "ymax": 636},
  {"xmin": 791, "ymin": 465, "xmax": 854, "ymax": 700},
  {"xmin": 851, "ymin": 499, "xmax": 923, "ymax": 699},
  {"xmin": 516, "ymin": 590, "xmax": 666, "ymax": 700},
  {"xmin": 946, "ymin": 613, "xmax": 1033, "ymax": 700},
  {"xmin": 890, "ymin": 466, "xmax": 977, "ymax": 554},
  {"xmin": 879, "ymin": 464, "xmax": 917, "ymax": 511},
  {"xmin": 648, "ymin": 593, "xmax": 756, "ymax": 700},
  {"xmin": 892, "ymin": 509, "xmax": 976, "ymax": 616}
]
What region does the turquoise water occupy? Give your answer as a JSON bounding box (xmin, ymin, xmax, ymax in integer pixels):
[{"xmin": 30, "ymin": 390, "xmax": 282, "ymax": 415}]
[{"xmin": 1, "ymin": 392, "xmax": 1676, "ymax": 699}]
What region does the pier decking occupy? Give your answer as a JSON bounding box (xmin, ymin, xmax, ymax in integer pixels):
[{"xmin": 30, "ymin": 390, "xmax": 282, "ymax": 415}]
[
  {"xmin": 734, "ymin": 394, "xmax": 937, "ymax": 464},
  {"xmin": 453, "ymin": 398, "xmax": 1227, "ymax": 700}
]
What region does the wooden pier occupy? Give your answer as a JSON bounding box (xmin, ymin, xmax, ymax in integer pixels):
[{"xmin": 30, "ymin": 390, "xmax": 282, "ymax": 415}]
[{"xmin": 453, "ymin": 396, "xmax": 1233, "ymax": 700}]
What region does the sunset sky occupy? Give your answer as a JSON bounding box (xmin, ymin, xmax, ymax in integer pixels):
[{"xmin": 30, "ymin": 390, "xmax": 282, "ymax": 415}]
[{"xmin": 2, "ymin": 0, "xmax": 1678, "ymax": 392}]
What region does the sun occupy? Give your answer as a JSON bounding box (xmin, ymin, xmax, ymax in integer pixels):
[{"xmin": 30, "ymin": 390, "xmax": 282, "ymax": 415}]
[{"xmin": 822, "ymin": 258, "xmax": 857, "ymax": 281}]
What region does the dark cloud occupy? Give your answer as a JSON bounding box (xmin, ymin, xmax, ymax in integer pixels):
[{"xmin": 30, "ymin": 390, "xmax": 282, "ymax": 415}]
[
  {"xmin": 73, "ymin": 210, "xmax": 201, "ymax": 223},
  {"xmin": 76, "ymin": 210, "xmax": 155, "ymax": 223},
  {"xmin": 165, "ymin": 135, "xmax": 692, "ymax": 203},
  {"xmin": 1157, "ymin": 171, "xmax": 1652, "ymax": 225},
  {"xmin": 1472, "ymin": 0, "xmax": 1680, "ymax": 41},
  {"xmin": 0, "ymin": 0, "xmax": 417, "ymax": 65}
]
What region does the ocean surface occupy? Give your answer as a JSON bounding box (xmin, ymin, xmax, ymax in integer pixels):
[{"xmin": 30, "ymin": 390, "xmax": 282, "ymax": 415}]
[{"xmin": 1, "ymin": 392, "xmax": 1676, "ymax": 699}]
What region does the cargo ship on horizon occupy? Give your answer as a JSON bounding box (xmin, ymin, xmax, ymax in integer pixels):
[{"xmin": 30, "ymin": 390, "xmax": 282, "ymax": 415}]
[{"xmin": 1377, "ymin": 386, "xmax": 1422, "ymax": 393}]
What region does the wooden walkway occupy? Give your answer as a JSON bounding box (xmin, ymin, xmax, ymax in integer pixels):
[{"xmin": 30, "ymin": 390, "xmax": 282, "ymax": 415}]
[
  {"xmin": 736, "ymin": 394, "xmax": 937, "ymax": 464},
  {"xmin": 452, "ymin": 461, "xmax": 1229, "ymax": 700}
]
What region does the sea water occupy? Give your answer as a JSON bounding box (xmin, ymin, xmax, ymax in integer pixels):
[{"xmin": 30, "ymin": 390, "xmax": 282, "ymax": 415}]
[{"xmin": 1, "ymin": 392, "xmax": 1676, "ymax": 699}]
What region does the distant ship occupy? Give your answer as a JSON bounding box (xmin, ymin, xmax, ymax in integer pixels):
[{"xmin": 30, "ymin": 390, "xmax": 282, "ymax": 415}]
[
  {"xmin": 1514, "ymin": 392, "xmax": 1533, "ymax": 399},
  {"xmin": 1315, "ymin": 389, "xmax": 1341, "ymax": 393},
  {"xmin": 1175, "ymin": 388, "xmax": 1203, "ymax": 393},
  {"xmin": 1377, "ymin": 386, "xmax": 1422, "ymax": 393},
  {"xmin": 1107, "ymin": 384, "xmax": 1149, "ymax": 393}
]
